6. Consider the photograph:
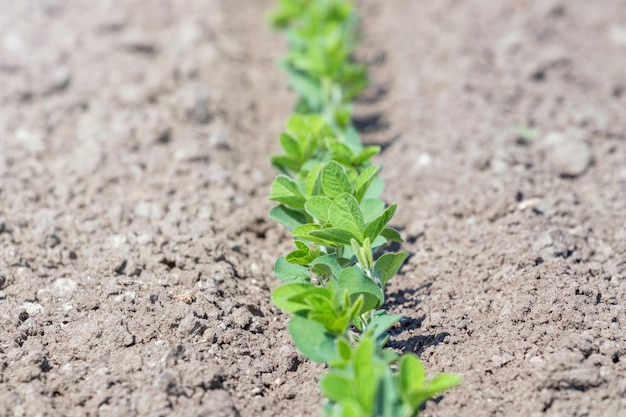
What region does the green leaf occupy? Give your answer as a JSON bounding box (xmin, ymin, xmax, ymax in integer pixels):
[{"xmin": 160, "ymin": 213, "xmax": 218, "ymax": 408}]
[
  {"xmin": 373, "ymin": 252, "xmax": 408, "ymax": 286},
  {"xmin": 354, "ymin": 146, "xmax": 380, "ymax": 165},
  {"xmin": 286, "ymin": 249, "xmax": 313, "ymax": 265},
  {"xmin": 310, "ymin": 254, "xmax": 343, "ymax": 278},
  {"xmin": 321, "ymin": 161, "xmax": 352, "ymax": 198},
  {"xmin": 360, "ymin": 198, "xmax": 385, "ymax": 223},
  {"xmin": 305, "ymin": 162, "xmax": 324, "ymax": 197},
  {"xmin": 305, "ymin": 196, "xmax": 332, "ymax": 222},
  {"xmin": 353, "ymin": 337, "xmax": 379, "ymax": 412},
  {"xmin": 269, "ymin": 205, "xmax": 309, "ymax": 231},
  {"xmin": 328, "ymin": 193, "xmax": 365, "ymax": 242},
  {"xmin": 288, "ymin": 315, "xmax": 337, "ymax": 363},
  {"xmin": 270, "ymin": 154, "xmax": 301, "ymax": 173},
  {"xmin": 288, "ymin": 72, "xmax": 323, "ymax": 111},
  {"xmin": 343, "ymin": 124, "xmax": 362, "ymax": 150},
  {"xmin": 274, "ymin": 256, "xmax": 310, "ymax": 283},
  {"xmin": 319, "ymin": 374, "xmax": 353, "ymax": 403},
  {"xmin": 354, "ymin": 166, "xmax": 378, "ymax": 203},
  {"xmin": 337, "ymin": 267, "xmax": 383, "ymax": 314},
  {"xmin": 271, "ymin": 282, "xmax": 329, "ymax": 314},
  {"xmin": 399, "ymin": 354, "xmax": 462, "ymax": 409},
  {"xmin": 310, "ymin": 227, "xmax": 359, "ymax": 246},
  {"xmin": 380, "ymin": 227, "xmax": 403, "ymax": 243},
  {"xmin": 364, "ymin": 176, "xmax": 384, "ymax": 200},
  {"xmin": 279, "ymin": 132, "xmax": 301, "ymax": 158},
  {"xmin": 269, "ymin": 175, "xmax": 306, "ymax": 210},
  {"xmin": 364, "ymin": 204, "xmax": 397, "ymax": 242},
  {"xmin": 294, "ymin": 224, "xmax": 343, "ymax": 247},
  {"xmin": 366, "ymin": 311, "xmax": 403, "ymax": 342}
]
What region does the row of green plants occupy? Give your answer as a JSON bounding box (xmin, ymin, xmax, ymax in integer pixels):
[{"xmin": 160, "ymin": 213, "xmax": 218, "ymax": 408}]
[{"xmin": 266, "ymin": 1, "xmax": 460, "ymax": 416}]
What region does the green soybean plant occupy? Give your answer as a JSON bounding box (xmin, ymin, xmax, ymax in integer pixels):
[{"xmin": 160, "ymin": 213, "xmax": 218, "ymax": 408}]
[{"xmin": 266, "ymin": 1, "xmax": 460, "ymax": 416}]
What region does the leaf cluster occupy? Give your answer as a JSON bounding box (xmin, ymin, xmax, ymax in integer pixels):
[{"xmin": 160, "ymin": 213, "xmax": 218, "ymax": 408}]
[
  {"xmin": 267, "ymin": 1, "xmax": 460, "ymax": 416},
  {"xmin": 268, "ymin": 0, "xmax": 367, "ymax": 120}
]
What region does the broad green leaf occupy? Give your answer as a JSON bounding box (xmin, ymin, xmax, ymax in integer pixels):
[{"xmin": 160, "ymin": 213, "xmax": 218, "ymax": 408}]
[
  {"xmin": 354, "ymin": 146, "xmax": 380, "ymax": 166},
  {"xmin": 321, "ymin": 161, "xmax": 352, "ymax": 198},
  {"xmin": 310, "ymin": 227, "xmax": 358, "ymax": 246},
  {"xmin": 272, "ymin": 282, "xmax": 328, "ymax": 313},
  {"xmin": 328, "ymin": 193, "xmax": 365, "ymax": 242},
  {"xmin": 310, "ymin": 254, "xmax": 343, "ymax": 278},
  {"xmin": 380, "ymin": 227, "xmax": 403, "ymax": 243},
  {"xmin": 337, "ymin": 267, "xmax": 383, "ymax": 314},
  {"xmin": 274, "ymin": 256, "xmax": 310, "ymax": 283},
  {"xmin": 343, "ymin": 124, "xmax": 362, "ymax": 150},
  {"xmin": 364, "ymin": 204, "xmax": 397, "ymax": 242},
  {"xmin": 353, "ymin": 337, "xmax": 379, "ymax": 413},
  {"xmin": 354, "ymin": 166, "xmax": 378, "ymax": 203},
  {"xmin": 326, "ymin": 138, "xmax": 354, "ymax": 166},
  {"xmin": 400, "ymin": 354, "xmax": 426, "ymax": 395},
  {"xmin": 289, "ymin": 72, "xmax": 323, "ymax": 111},
  {"xmin": 305, "ymin": 196, "xmax": 332, "ymax": 222},
  {"xmin": 305, "ymin": 162, "xmax": 324, "ymax": 197},
  {"xmin": 293, "ymin": 224, "xmax": 342, "ymax": 247},
  {"xmin": 360, "ymin": 198, "xmax": 385, "ymax": 223},
  {"xmin": 269, "ymin": 175, "xmax": 306, "ymax": 210},
  {"xmin": 366, "ymin": 311, "xmax": 403, "ymax": 342},
  {"xmin": 285, "ymin": 249, "xmax": 312, "ymax": 265},
  {"xmin": 319, "ymin": 374, "xmax": 353, "ymax": 403},
  {"xmin": 279, "ymin": 132, "xmax": 301, "ymax": 158},
  {"xmin": 286, "ymin": 113, "xmax": 308, "ymax": 136},
  {"xmin": 400, "ymin": 354, "xmax": 461, "ymax": 409},
  {"xmin": 335, "ymin": 338, "xmax": 352, "ymax": 362},
  {"xmin": 420, "ymin": 373, "xmax": 463, "ymax": 400},
  {"xmin": 270, "ymin": 154, "xmax": 301, "ymax": 173},
  {"xmin": 373, "ymin": 252, "xmax": 408, "ymax": 286},
  {"xmin": 364, "ymin": 176, "xmax": 384, "ymax": 200},
  {"xmin": 269, "ymin": 205, "xmax": 308, "ymax": 231},
  {"xmin": 288, "ymin": 315, "xmax": 337, "ymax": 363}
]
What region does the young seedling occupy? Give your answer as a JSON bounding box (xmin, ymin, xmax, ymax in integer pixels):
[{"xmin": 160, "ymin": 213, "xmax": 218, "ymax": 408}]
[{"xmin": 266, "ymin": 1, "xmax": 461, "ymax": 415}]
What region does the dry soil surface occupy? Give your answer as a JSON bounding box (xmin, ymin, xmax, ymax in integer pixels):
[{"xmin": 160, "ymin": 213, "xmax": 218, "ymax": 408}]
[{"xmin": 0, "ymin": 1, "xmax": 625, "ymax": 417}]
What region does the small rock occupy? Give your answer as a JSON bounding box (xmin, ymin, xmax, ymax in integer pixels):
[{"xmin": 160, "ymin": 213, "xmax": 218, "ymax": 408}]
[
  {"xmin": 599, "ymin": 340, "xmax": 621, "ymax": 360},
  {"xmin": 120, "ymin": 31, "xmax": 157, "ymax": 54},
  {"xmin": 22, "ymin": 302, "xmax": 44, "ymax": 315},
  {"xmin": 134, "ymin": 202, "xmax": 163, "ymax": 220},
  {"xmin": 52, "ymin": 278, "xmax": 77, "ymax": 298},
  {"xmin": 44, "ymin": 68, "xmax": 71, "ymax": 95},
  {"xmin": 15, "ymin": 128, "xmax": 45, "ymax": 153},
  {"xmin": 209, "ymin": 131, "xmax": 229, "ymax": 149},
  {"xmin": 0, "ymin": 274, "xmax": 6, "ymax": 289},
  {"xmin": 189, "ymin": 92, "xmax": 212, "ymax": 124},
  {"xmin": 416, "ymin": 153, "xmax": 431, "ymax": 167},
  {"xmin": 543, "ymin": 132, "xmax": 592, "ymax": 177},
  {"xmin": 177, "ymin": 316, "xmax": 209, "ymax": 337}
]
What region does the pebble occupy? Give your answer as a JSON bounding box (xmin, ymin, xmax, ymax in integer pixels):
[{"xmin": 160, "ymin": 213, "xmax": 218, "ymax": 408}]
[
  {"xmin": 543, "ymin": 132, "xmax": 592, "ymax": 177},
  {"xmin": 44, "ymin": 67, "xmax": 71, "ymax": 95},
  {"xmin": 22, "ymin": 302, "xmax": 45, "ymax": 315},
  {"xmin": 15, "ymin": 128, "xmax": 46, "ymax": 153},
  {"xmin": 134, "ymin": 202, "xmax": 164, "ymax": 220},
  {"xmin": 52, "ymin": 278, "xmax": 77, "ymax": 298}
]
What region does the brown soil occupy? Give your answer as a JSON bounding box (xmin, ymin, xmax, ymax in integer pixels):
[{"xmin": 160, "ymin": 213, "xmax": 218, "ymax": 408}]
[{"xmin": 0, "ymin": 1, "xmax": 624, "ymax": 416}]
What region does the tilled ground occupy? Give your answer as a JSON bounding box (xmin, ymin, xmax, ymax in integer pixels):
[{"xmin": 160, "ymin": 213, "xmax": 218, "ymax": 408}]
[{"xmin": 0, "ymin": 1, "xmax": 625, "ymax": 417}]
